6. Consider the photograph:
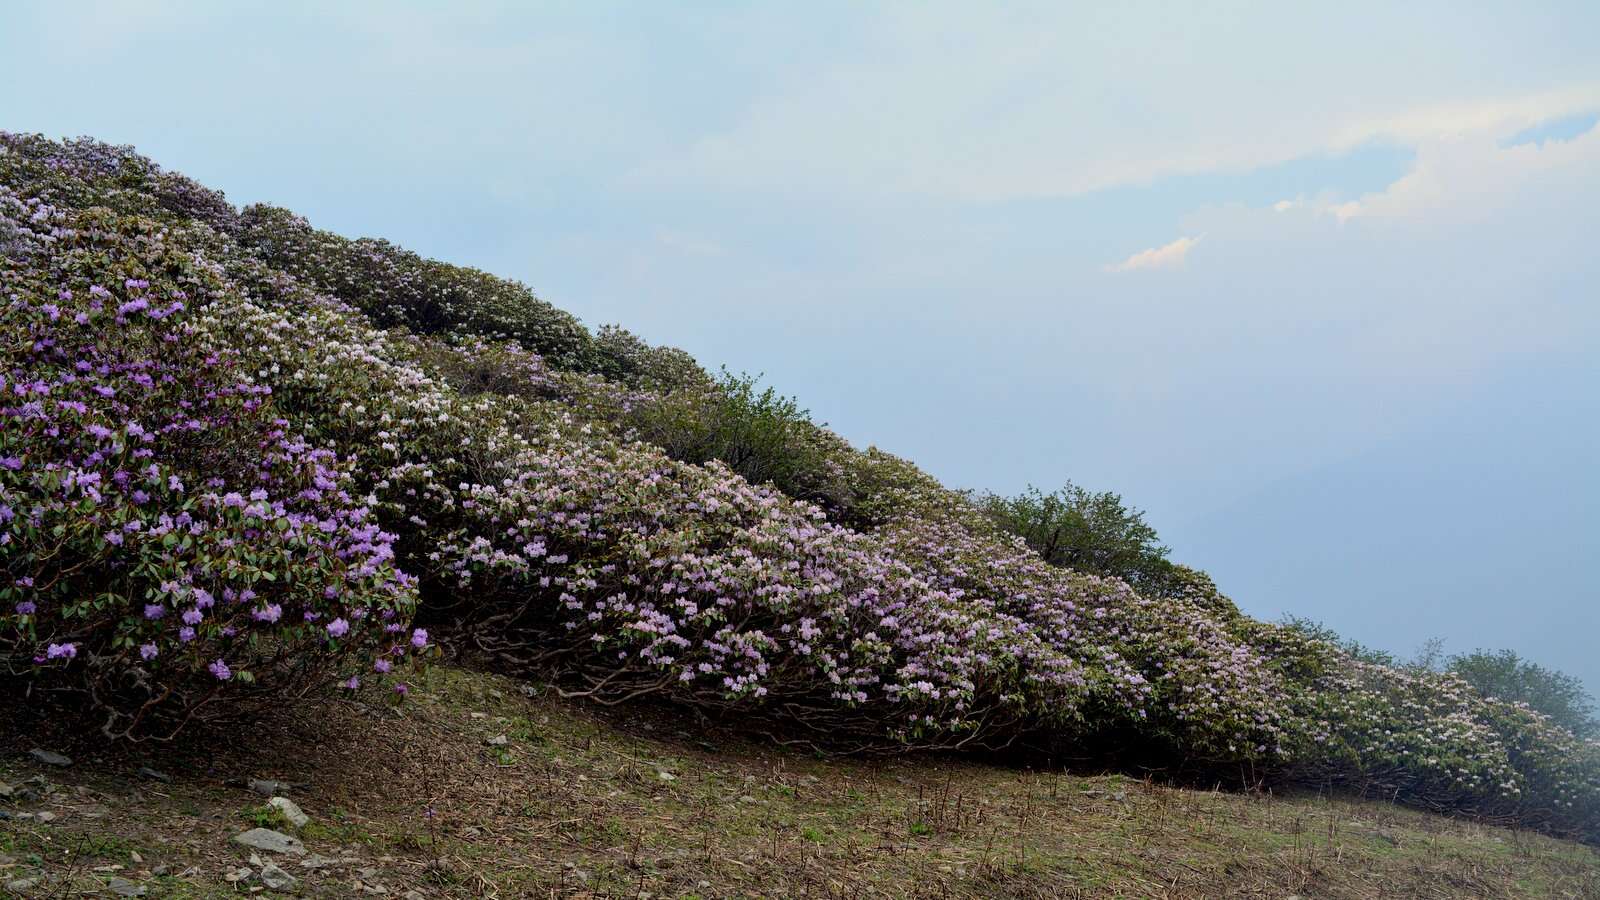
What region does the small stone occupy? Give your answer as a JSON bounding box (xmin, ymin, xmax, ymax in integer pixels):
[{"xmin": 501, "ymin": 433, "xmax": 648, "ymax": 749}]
[
  {"xmin": 248, "ymin": 779, "xmax": 292, "ymax": 797},
  {"xmin": 485, "ymin": 734, "xmax": 507, "ymax": 746},
  {"xmin": 225, "ymin": 867, "xmax": 254, "ymax": 883},
  {"xmin": 107, "ymin": 877, "xmax": 147, "ymax": 896},
  {"xmin": 657, "ymin": 771, "xmax": 676, "ymax": 782},
  {"xmin": 6, "ymin": 877, "xmax": 40, "ymax": 891},
  {"xmin": 34, "ymin": 811, "xmax": 56, "ymax": 823},
  {"xmin": 152, "ymin": 865, "xmax": 169, "ymax": 876},
  {"xmin": 267, "ymin": 797, "xmax": 309, "ymax": 828},
  {"xmin": 405, "ymin": 891, "xmax": 429, "ymax": 900},
  {"xmin": 739, "ymin": 794, "xmax": 758, "ymax": 803},
  {"xmin": 469, "ymin": 712, "xmax": 487, "ymax": 720},
  {"xmin": 130, "ymin": 851, "xmax": 143, "ymax": 864},
  {"xmin": 299, "ymin": 854, "xmax": 337, "ymax": 869},
  {"xmin": 259, "ymin": 862, "xmax": 296, "ymax": 890},
  {"xmin": 0, "ymin": 780, "xmax": 12, "ymax": 798},
  {"xmin": 137, "ymin": 767, "xmax": 171, "ymax": 783},
  {"xmin": 28, "ymin": 749, "xmax": 72, "ymax": 768},
  {"xmin": 232, "ymin": 828, "xmax": 305, "ymax": 855}
]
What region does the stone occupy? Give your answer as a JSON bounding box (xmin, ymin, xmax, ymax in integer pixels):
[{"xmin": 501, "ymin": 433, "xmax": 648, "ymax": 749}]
[
  {"xmin": 267, "ymin": 797, "xmax": 309, "ymax": 828},
  {"xmin": 0, "ymin": 780, "xmax": 12, "ymax": 798},
  {"xmin": 106, "ymin": 877, "xmax": 147, "ymax": 896},
  {"xmin": 298, "ymin": 854, "xmax": 338, "ymax": 869},
  {"xmin": 137, "ymin": 767, "xmax": 171, "ymax": 783},
  {"xmin": 28, "ymin": 749, "xmax": 72, "ymax": 768},
  {"xmin": 657, "ymin": 771, "xmax": 676, "ymax": 782},
  {"xmin": 259, "ymin": 862, "xmax": 296, "ymax": 891},
  {"xmin": 248, "ymin": 779, "xmax": 293, "ymax": 797},
  {"xmin": 485, "ymin": 734, "xmax": 507, "ymax": 746},
  {"xmin": 232, "ymin": 828, "xmax": 306, "ymax": 855},
  {"xmin": 224, "ymin": 867, "xmax": 254, "ymax": 883},
  {"xmin": 34, "ymin": 811, "xmax": 56, "ymax": 823},
  {"xmin": 6, "ymin": 877, "xmax": 40, "ymax": 892}
]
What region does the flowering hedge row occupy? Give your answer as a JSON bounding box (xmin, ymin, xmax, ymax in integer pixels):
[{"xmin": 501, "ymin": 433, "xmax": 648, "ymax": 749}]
[{"xmin": 1, "ymin": 133, "xmax": 1594, "ymax": 841}]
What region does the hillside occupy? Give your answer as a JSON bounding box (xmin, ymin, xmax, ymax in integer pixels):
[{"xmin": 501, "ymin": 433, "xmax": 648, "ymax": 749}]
[
  {"xmin": 0, "ymin": 131, "xmax": 1597, "ymax": 896},
  {"xmin": 3, "ymin": 664, "xmax": 1597, "ymax": 898}
]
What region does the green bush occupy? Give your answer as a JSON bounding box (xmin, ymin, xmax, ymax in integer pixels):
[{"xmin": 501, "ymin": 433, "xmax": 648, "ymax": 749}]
[{"xmin": 977, "ymin": 483, "xmax": 1178, "ymax": 593}]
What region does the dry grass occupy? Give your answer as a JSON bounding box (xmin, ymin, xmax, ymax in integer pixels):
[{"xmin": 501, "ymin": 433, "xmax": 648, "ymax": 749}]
[{"xmin": 2, "ymin": 665, "xmax": 1596, "ymax": 898}]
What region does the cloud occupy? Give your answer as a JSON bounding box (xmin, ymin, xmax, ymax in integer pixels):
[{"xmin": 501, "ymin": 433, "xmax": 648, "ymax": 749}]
[{"xmin": 1104, "ymin": 235, "xmax": 1201, "ymax": 273}]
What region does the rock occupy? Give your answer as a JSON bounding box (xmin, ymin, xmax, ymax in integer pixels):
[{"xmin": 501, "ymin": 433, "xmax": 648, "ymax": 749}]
[
  {"xmin": 0, "ymin": 780, "xmax": 12, "ymax": 798},
  {"xmin": 657, "ymin": 771, "xmax": 676, "ymax": 782},
  {"xmin": 6, "ymin": 877, "xmax": 40, "ymax": 892},
  {"xmin": 469, "ymin": 712, "xmax": 487, "ymax": 720},
  {"xmin": 129, "ymin": 851, "xmax": 142, "ymax": 864},
  {"xmin": 485, "ymin": 734, "xmax": 507, "ymax": 746},
  {"xmin": 34, "ymin": 811, "xmax": 56, "ymax": 823},
  {"xmin": 248, "ymin": 779, "xmax": 293, "ymax": 797},
  {"xmin": 28, "ymin": 749, "xmax": 72, "ymax": 768},
  {"xmin": 259, "ymin": 862, "xmax": 296, "ymax": 891},
  {"xmin": 137, "ymin": 767, "xmax": 171, "ymax": 783},
  {"xmin": 298, "ymin": 854, "xmax": 338, "ymax": 869},
  {"xmin": 267, "ymin": 797, "xmax": 309, "ymax": 828},
  {"xmin": 106, "ymin": 877, "xmax": 147, "ymax": 896},
  {"xmin": 13, "ymin": 787, "xmax": 40, "ymax": 803},
  {"xmin": 224, "ymin": 867, "xmax": 255, "ymax": 883},
  {"xmin": 232, "ymin": 828, "xmax": 306, "ymax": 855}
]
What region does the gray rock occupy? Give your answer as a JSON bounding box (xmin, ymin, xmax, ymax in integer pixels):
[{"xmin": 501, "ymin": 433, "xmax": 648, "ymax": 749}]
[
  {"xmin": 0, "ymin": 779, "xmax": 12, "ymax": 798},
  {"xmin": 224, "ymin": 867, "xmax": 254, "ymax": 883},
  {"xmin": 106, "ymin": 877, "xmax": 147, "ymax": 896},
  {"xmin": 6, "ymin": 877, "xmax": 40, "ymax": 892},
  {"xmin": 232, "ymin": 828, "xmax": 306, "ymax": 855},
  {"xmin": 484, "ymin": 734, "xmax": 507, "ymax": 746},
  {"xmin": 259, "ymin": 862, "xmax": 297, "ymax": 891},
  {"xmin": 267, "ymin": 796, "xmax": 309, "ymax": 828},
  {"xmin": 137, "ymin": 767, "xmax": 171, "ymax": 783},
  {"xmin": 28, "ymin": 749, "xmax": 72, "ymax": 768},
  {"xmin": 248, "ymin": 778, "xmax": 293, "ymax": 797}
]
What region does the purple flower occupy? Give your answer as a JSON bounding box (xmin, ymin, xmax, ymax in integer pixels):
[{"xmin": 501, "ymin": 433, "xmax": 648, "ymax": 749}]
[
  {"xmin": 394, "ymin": 682, "xmax": 410, "ymax": 696},
  {"xmin": 15, "ymin": 600, "xmax": 37, "ymax": 615},
  {"xmin": 104, "ymin": 531, "xmax": 124, "ymax": 546},
  {"xmin": 326, "ymin": 618, "xmax": 350, "ymax": 638},
  {"xmin": 181, "ymin": 608, "xmax": 203, "ymax": 625},
  {"xmin": 253, "ymin": 603, "xmax": 283, "ymax": 623},
  {"xmin": 341, "ymin": 675, "xmax": 361, "ymax": 690},
  {"xmin": 208, "ymin": 658, "xmax": 232, "ymax": 680},
  {"xmin": 144, "ymin": 604, "xmax": 166, "ymax": 620},
  {"xmin": 0, "ymin": 457, "xmax": 22, "ymax": 470},
  {"xmin": 178, "ymin": 626, "xmax": 196, "ymax": 643},
  {"xmin": 410, "ymin": 628, "xmax": 429, "ymax": 649},
  {"xmin": 140, "ymin": 643, "xmax": 159, "ymax": 660},
  {"xmin": 45, "ymin": 642, "xmax": 77, "ymax": 660},
  {"xmin": 373, "ymin": 659, "xmax": 392, "ymax": 674}
]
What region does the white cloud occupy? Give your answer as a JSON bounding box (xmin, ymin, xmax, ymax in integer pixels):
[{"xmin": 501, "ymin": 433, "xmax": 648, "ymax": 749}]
[{"xmin": 1105, "ymin": 235, "xmax": 1201, "ymax": 273}]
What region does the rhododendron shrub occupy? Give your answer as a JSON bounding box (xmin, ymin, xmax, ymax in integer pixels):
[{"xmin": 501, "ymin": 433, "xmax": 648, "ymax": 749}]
[
  {"xmin": 0, "ymin": 134, "xmax": 1594, "ymax": 842},
  {"xmin": 0, "ymin": 198, "xmax": 416, "ymax": 738},
  {"xmin": 237, "ymin": 203, "xmax": 595, "ymax": 368}
]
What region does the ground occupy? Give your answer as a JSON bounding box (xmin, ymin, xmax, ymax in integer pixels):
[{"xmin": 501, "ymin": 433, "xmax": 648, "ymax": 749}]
[{"xmin": 2, "ymin": 665, "xmax": 1596, "ymax": 899}]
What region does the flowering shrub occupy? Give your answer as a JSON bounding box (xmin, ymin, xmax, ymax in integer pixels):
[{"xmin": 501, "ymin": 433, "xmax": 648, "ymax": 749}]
[
  {"xmin": 0, "ymin": 186, "xmax": 416, "ymax": 738},
  {"xmin": 0, "ymin": 133, "xmax": 1594, "ymax": 842},
  {"xmin": 237, "ymin": 204, "xmax": 595, "ymax": 369}
]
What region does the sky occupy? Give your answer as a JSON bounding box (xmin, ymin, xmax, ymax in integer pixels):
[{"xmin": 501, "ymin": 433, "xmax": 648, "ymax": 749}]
[{"xmin": 4, "ymin": 1, "xmax": 1597, "ymax": 693}]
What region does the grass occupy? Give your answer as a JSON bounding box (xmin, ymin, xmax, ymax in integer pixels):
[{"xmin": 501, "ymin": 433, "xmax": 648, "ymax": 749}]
[{"xmin": 1, "ymin": 663, "xmax": 1596, "ymax": 898}]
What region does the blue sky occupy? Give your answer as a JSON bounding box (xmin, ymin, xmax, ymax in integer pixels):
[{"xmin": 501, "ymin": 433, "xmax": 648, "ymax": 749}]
[{"xmin": 4, "ymin": 1, "xmax": 1597, "ymax": 692}]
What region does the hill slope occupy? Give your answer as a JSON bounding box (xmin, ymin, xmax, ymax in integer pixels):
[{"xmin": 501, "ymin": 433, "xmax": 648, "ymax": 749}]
[
  {"xmin": 0, "ymin": 129, "xmax": 1597, "ymax": 890},
  {"xmin": 3, "ymin": 664, "xmax": 1597, "ymax": 899}
]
